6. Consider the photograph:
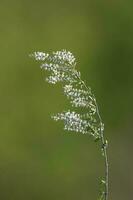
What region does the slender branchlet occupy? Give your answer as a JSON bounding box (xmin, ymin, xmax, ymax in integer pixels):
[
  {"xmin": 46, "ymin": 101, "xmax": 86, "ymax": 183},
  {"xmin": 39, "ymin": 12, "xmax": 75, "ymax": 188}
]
[{"xmin": 31, "ymin": 50, "xmax": 109, "ymax": 200}]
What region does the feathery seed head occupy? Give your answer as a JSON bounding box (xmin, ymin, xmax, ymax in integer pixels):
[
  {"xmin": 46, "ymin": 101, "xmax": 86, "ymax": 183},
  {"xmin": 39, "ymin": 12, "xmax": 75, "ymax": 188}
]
[{"xmin": 31, "ymin": 50, "xmax": 103, "ymax": 139}]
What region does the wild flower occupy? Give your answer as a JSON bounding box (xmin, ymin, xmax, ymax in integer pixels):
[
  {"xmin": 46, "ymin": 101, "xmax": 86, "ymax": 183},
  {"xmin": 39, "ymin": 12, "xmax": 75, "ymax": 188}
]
[{"xmin": 31, "ymin": 50, "xmax": 109, "ymax": 200}]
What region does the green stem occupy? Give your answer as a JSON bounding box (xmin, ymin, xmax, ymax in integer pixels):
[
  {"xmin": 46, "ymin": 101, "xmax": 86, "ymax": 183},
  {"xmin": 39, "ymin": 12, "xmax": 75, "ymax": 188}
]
[
  {"xmin": 75, "ymin": 71, "xmax": 109, "ymax": 200},
  {"xmin": 93, "ymin": 98, "xmax": 109, "ymax": 200}
]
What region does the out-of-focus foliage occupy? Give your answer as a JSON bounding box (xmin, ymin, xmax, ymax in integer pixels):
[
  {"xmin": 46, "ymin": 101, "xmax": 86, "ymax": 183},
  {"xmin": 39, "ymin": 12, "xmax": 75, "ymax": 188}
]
[{"xmin": 0, "ymin": 0, "xmax": 133, "ymax": 200}]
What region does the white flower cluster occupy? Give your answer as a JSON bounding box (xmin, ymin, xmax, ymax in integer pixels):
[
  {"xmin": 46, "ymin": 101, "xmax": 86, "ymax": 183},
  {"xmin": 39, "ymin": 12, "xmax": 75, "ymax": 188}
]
[
  {"xmin": 32, "ymin": 50, "xmax": 75, "ymax": 65},
  {"xmin": 51, "ymin": 50, "xmax": 76, "ymax": 65},
  {"xmin": 52, "ymin": 110, "xmax": 101, "ymax": 137},
  {"xmin": 64, "ymin": 84, "xmax": 96, "ymax": 112},
  {"xmin": 32, "ymin": 50, "xmax": 77, "ymax": 84},
  {"xmin": 44, "ymin": 69, "xmax": 76, "ymax": 84},
  {"xmin": 32, "ymin": 50, "xmax": 101, "ymax": 139},
  {"xmin": 33, "ymin": 52, "xmax": 49, "ymax": 61},
  {"xmin": 52, "ymin": 111, "xmax": 89, "ymax": 134}
]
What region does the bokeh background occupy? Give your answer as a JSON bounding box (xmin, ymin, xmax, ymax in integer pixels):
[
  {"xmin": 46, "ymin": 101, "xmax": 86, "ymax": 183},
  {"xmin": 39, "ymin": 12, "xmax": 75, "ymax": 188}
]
[{"xmin": 0, "ymin": 0, "xmax": 133, "ymax": 199}]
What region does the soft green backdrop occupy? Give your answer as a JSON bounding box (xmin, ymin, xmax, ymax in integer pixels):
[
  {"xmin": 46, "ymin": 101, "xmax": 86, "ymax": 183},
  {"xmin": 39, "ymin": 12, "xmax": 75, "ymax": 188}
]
[{"xmin": 0, "ymin": 0, "xmax": 133, "ymax": 199}]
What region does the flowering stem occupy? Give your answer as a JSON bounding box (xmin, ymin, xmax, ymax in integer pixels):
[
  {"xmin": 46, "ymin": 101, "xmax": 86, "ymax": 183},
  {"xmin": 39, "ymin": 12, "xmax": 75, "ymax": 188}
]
[{"xmin": 32, "ymin": 50, "xmax": 109, "ymax": 200}]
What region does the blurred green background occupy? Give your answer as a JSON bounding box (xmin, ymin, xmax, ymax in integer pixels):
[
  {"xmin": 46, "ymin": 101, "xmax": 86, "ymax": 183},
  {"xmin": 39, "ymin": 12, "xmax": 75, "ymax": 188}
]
[{"xmin": 0, "ymin": 0, "xmax": 133, "ymax": 199}]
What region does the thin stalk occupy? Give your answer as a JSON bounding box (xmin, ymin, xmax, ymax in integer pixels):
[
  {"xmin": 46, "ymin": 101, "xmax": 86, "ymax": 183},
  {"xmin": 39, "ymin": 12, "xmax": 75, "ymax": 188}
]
[
  {"xmin": 75, "ymin": 71, "xmax": 109, "ymax": 200},
  {"xmin": 93, "ymin": 97, "xmax": 109, "ymax": 200}
]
